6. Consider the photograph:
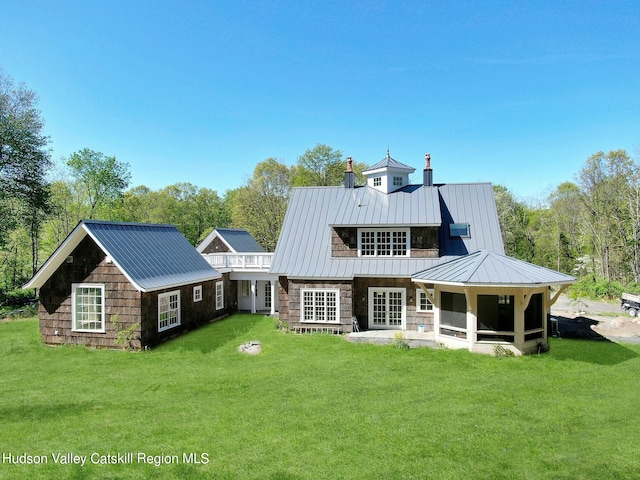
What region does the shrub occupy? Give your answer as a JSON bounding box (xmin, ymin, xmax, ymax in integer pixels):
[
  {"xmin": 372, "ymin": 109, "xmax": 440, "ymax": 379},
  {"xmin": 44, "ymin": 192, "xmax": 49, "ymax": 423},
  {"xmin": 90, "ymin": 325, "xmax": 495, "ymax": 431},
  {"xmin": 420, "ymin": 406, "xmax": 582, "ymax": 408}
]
[
  {"xmin": 568, "ymin": 276, "xmax": 624, "ymax": 300},
  {"xmin": 1, "ymin": 288, "xmax": 36, "ymax": 307}
]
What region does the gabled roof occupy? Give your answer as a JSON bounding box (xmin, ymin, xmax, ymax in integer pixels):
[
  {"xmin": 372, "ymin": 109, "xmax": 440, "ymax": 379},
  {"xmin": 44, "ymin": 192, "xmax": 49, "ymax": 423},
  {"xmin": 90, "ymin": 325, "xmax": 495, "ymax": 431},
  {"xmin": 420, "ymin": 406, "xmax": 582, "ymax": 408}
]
[
  {"xmin": 269, "ymin": 182, "xmax": 504, "ymax": 279},
  {"xmin": 412, "ymin": 250, "xmax": 575, "ymax": 286},
  {"xmin": 24, "ymin": 220, "xmax": 221, "ymax": 292},
  {"xmin": 363, "ymin": 152, "xmax": 416, "ymax": 175},
  {"xmin": 197, "ymin": 228, "xmax": 265, "ymax": 253}
]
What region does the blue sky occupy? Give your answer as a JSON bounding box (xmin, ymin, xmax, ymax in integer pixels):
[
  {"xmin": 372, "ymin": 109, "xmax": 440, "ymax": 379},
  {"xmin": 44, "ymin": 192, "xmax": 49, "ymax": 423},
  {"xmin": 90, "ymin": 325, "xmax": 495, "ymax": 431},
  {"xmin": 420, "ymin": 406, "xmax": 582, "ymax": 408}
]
[{"xmin": 2, "ymin": 0, "xmax": 639, "ymax": 201}]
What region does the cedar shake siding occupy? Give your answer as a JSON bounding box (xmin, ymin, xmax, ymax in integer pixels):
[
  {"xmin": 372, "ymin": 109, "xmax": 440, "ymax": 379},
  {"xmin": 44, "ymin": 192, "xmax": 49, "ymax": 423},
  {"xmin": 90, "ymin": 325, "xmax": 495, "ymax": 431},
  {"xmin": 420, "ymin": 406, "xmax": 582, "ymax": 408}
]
[
  {"xmin": 38, "ymin": 235, "xmax": 233, "ymax": 349},
  {"xmin": 139, "ymin": 277, "xmax": 228, "ymax": 347},
  {"xmin": 201, "ymin": 236, "xmax": 232, "ymax": 254},
  {"xmin": 284, "ymin": 280, "xmax": 353, "ymax": 333},
  {"xmin": 38, "ymin": 236, "xmax": 142, "ymax": 349},
  {"xmin": 352, "ymin": 277, "xmax": 434, "ymax": 332},
  {"xmin": 331, "ymin": 226, "xmax": 439, "ymax": 258},
  {"xmin": 277, "ymin": 277, "xmax": 434, "ymax": 332}
]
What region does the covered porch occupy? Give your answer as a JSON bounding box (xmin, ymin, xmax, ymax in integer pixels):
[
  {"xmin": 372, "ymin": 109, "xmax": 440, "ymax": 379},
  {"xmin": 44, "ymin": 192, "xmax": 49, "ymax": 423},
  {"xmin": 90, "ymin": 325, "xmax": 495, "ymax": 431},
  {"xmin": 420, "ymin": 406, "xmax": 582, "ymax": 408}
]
[{"xmin": 412, "ymin": 250, "xmax": 575, "ymax": 355}]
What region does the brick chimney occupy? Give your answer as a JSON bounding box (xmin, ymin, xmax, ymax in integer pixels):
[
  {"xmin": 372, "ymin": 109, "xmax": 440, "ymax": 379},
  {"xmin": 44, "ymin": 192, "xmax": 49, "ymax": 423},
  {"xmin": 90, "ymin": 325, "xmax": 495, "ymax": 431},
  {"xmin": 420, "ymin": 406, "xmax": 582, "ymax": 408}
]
[
  {"xmin": 344, "ymin": 156, "xmax": 356, "ymax": 189},
  {"xmin": 423, "ymin": 153, "xmax": 433, "ymax": 186}
]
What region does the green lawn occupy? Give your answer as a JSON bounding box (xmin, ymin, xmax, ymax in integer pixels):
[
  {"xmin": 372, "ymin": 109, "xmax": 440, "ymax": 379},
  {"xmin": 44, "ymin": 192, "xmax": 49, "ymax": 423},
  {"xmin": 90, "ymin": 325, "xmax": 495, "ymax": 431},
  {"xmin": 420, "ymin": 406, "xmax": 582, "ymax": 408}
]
[{"xmin": 1, "ymin": 314, "xmax": 640, "ymax": 479}]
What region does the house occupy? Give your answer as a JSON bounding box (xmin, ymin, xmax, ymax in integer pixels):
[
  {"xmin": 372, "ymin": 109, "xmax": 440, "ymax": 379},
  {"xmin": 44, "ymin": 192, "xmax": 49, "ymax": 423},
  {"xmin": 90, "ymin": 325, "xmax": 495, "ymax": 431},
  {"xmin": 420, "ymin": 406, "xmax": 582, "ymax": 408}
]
[
  {"xmin": 198, "ymin": 228, "xmax": 278, "ymax": 314},
  {"xmin": 270, "ymin": 152, "xmax": 575, "ymax": 354},
  {"xmin": 23, "ymin": 220, "xmax": 235, "ymax": 349}
]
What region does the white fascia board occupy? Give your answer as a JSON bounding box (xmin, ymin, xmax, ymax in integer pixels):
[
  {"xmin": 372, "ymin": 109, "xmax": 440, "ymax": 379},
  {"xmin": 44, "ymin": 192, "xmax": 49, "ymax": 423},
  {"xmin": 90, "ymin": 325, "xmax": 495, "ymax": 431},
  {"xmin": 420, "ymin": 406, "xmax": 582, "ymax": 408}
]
[
  {"xmin": 139, "ymin": 275, "xmax": 223, "ymax": 293},
  {"xmin": 197, "ymin": 229, "xmax": 235, "ymax": 254},
  {"xmin": 23, "ymin": 224, "xmax": 87, "ymax": 289},
  {"xmin": 410, "ymin": 278, "xmax": 576, "ymax": 288}
]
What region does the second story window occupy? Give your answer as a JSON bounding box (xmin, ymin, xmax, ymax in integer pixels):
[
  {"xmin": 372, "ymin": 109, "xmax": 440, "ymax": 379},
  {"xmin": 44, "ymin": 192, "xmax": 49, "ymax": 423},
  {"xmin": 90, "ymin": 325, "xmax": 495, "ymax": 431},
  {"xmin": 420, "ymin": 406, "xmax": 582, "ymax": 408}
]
[
  {"xmin": 393, "ymin": 176, "xmax": 403, "ymax": 186},
  {"xmin": 359, "ymin": 228, "xmax": 409, "ymax": 257},
  {"xmin": 373, "ymin": 177, "xmax": 382, "ymax": 187}
]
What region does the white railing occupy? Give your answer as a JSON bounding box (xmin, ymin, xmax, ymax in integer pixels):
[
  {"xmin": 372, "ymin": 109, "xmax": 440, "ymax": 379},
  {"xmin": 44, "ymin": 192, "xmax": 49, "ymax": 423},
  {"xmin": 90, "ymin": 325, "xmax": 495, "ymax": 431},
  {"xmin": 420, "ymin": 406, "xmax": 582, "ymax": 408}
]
[{"xmin": 202, "ymin": 253, "xmax": 273, "ymax": 270}]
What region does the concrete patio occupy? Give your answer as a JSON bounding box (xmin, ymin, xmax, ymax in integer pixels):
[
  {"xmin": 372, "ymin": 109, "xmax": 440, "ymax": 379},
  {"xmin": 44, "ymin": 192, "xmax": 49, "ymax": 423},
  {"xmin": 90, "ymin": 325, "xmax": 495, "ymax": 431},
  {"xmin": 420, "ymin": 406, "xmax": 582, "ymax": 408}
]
[{"xmin": 346, "ymin": 330, "xmax": 439, "ymax": 348}]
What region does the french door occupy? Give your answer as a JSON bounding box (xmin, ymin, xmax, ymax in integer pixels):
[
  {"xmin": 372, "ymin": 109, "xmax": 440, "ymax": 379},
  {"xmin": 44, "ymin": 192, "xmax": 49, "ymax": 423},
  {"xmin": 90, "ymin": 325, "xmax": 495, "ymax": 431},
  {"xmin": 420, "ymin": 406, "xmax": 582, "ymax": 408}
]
[{"xmin": 368, "ymin": 288, "xmax": 405, "ymax": 329}]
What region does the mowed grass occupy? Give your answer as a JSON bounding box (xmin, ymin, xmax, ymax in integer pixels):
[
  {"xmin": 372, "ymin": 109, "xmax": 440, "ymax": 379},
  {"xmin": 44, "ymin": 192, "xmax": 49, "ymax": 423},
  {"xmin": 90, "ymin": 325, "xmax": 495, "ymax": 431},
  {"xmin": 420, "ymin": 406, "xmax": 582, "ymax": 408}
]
[{"xmin": 1, "ymin": 315, "xmax": 640, "ymax": 479}]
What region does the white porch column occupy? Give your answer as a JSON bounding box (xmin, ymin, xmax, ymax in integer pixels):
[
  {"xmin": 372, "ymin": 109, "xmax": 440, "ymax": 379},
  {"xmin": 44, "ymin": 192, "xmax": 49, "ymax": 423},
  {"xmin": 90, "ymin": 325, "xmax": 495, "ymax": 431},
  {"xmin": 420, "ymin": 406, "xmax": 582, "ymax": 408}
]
[
  {"xmin": 270, "ymin": 281, "xmax": 276, "ymax": 315},
  {"xmin": 514, "ymin": 289, "xmax": 528, "ymax": 350},
  {"xmin": 251, "ymin": 279, "xmax": 256, "ymax": 314},
  {"xmin": 464, "ymin": 287, "xmax": 477, "ymax": 351}
]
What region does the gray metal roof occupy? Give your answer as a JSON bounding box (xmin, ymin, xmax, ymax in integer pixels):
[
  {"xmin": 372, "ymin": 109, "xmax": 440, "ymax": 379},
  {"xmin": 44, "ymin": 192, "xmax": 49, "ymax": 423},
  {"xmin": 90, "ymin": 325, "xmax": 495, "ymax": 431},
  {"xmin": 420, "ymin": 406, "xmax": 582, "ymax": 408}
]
[
  {"xmin": 363, "ymin": 153, "xmax": 416, "ymax": 174},
  {"xmin": 197, "ymin": 228, "xmax": 265, "ymax": 253},
  {"xmin": 330, "ymin": 185, "xmax": 441, "ymax": 226},
  {"xmin": 412, "ymin": 250, "xmax": 576, "ymax": 286},
  {"xmin": 25, "ymin": 221, "xmax": 221, "ymax": 292},
  {"xmin": 270, "ymin": 182, "xmax": 504, "ymax": 279}
]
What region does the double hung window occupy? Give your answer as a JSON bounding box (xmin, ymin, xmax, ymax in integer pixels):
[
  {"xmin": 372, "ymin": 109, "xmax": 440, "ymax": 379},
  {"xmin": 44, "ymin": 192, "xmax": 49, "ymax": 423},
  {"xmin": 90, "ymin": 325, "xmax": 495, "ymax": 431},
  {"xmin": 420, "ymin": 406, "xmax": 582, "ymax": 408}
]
[
  {"xmin": 158, "ymin": 290, "xmax": 180, "ymax": 332},
  {"xmin": 72, "ymin": 284, "xmax": 105, "ymax": 332}
]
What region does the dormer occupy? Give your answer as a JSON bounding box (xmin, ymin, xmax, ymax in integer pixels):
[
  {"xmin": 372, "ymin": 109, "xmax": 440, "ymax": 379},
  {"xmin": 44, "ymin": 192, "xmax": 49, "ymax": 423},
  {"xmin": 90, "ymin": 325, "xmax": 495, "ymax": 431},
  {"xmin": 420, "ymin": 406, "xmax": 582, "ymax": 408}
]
[{"xmin": 362, "ymin": 150, "xmax": 416, "ymax": 193}]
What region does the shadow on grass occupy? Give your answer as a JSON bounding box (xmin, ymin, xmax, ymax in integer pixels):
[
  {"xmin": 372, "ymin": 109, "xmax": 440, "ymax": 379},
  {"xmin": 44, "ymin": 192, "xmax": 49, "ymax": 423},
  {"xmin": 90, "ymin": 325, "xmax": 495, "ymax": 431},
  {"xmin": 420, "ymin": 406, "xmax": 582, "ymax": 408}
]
[
  {"xmin": 0, "ymin": 402, "xmax": 91, "ymax": 423},
  {"xmin": 549, "ymin": 315, "xmax": 638, "ymax": 365},
  {"xmin": 156, "ymin": 314, "xmax": 266, "ymax": 354}
]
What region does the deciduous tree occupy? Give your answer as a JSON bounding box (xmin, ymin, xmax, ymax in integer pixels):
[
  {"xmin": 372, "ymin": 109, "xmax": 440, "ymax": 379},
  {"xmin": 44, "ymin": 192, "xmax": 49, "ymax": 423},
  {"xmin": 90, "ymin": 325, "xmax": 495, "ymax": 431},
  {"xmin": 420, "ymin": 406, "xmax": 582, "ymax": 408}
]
[{"xmin": 0, "ymin": 70, "xmax": 52, "ymax": 287}]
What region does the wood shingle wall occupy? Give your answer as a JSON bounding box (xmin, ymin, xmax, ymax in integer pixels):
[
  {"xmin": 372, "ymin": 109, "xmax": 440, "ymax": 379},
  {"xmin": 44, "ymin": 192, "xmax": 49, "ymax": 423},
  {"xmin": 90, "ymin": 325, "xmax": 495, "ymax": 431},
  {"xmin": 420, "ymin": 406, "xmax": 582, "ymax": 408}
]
[{"xmin": 38, "ymin": 236, "xmax": 142, "ymax": 348}]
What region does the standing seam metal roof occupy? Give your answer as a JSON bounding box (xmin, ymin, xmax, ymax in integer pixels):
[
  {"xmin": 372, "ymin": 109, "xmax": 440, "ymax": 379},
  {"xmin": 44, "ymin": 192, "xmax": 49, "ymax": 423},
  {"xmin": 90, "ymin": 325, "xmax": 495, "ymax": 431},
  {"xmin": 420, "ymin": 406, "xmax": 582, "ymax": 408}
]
[
  {"xmin": 411, "ymin": 250, "xmax": 576, "ymax": 285},
  {"xmin": 270, "ymin": 182, "xmax": 504, "ymax": 279},
  {"xmin": 197, "ymin": 228, "xmax": 265, "ymax": 253},
  {"xmin": 25, "ymin": 220, "xmax": 221, "ymax": 292}
]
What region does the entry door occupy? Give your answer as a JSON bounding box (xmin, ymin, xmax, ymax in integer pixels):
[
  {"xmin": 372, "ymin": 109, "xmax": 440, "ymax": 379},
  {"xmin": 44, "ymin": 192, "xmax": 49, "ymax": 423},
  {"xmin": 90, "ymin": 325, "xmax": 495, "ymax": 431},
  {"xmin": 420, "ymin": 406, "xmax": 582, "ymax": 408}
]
[{"xmin": 368, "ymin": 288, "xmax": 405, "ymax": 329}]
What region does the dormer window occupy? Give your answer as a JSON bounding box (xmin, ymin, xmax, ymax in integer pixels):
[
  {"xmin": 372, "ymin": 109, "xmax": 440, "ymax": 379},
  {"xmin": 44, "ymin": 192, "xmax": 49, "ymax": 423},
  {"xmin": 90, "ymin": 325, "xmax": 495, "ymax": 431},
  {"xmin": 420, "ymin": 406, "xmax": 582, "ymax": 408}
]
[
  {"xmin": 373, "ymin": 177, "xmax": 382, "ymax": 187},
  {"xmin": 450, "ymin": 223, "xmax": 470, "ymax": 238},
  {"xmin": 359, "ymin": 228, "xmax": 409, "ymax": 257},
  {"xmin": 393, "ymin": 176, "xmax": 403, "ymax": 186}
]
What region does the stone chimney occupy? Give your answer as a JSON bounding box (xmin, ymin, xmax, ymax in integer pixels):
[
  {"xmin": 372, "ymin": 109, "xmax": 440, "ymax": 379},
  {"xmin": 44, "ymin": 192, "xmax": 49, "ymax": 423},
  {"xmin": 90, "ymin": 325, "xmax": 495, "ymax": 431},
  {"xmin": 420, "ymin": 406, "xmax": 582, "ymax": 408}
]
[
  {"xmin": 423, "ymin": 153, "xmax": 433, "ymax": 186},
  {"xmin": 344, "ymin": 156, "xmax": 356, "ymax": 189}
]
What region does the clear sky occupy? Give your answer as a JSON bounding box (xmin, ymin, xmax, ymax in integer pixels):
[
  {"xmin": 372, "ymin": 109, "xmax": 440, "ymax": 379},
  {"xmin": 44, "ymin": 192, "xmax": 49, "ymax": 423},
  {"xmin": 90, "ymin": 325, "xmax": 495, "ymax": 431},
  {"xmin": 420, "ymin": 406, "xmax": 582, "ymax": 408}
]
[{"xmin": 2, "ymin": 0, "xmax": 638, "ymax": 201}]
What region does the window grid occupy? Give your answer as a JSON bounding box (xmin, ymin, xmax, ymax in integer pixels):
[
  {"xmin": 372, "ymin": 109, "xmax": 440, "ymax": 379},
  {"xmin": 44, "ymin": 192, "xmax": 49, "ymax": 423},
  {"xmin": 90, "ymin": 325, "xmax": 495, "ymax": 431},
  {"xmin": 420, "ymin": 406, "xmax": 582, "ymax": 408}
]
[
  {"xmin": 393, "ymin": 176, "xmax": 403, "ymax": 186},
  {"xmin": 301, "ymin": 289, "xmax": 339, "ymax": 323},
  {"xmin": 73, "ymin": 284, "xmax": 105, "ymax": 332},
  {"xmin": 193, "ymin": 285, "xmax": 202, "ymax": 302},
  {"xmin": 373, "ymin": 177, "xmax": 381, "ymax": 187},
  {"xmin": 265, "ymin": 281, "xmax": 272, "ymax": 309},
  {"xmin": 158, "ymin": 291, "xmax": 180, "ymax": 332},
  {"xmin": 417, "ymin": 289, "xmax": 434, "ymax": 312},
  {"xmin": 359, "ymin": 229, "xmax": 409, "ymax": 257},
  {"xmin": 377, "ymin": 231, "xmax": 391, "ymax": 256},
  {"xmin": 216, "ymin": 281, "xmax": 224, "ymax": 310}
]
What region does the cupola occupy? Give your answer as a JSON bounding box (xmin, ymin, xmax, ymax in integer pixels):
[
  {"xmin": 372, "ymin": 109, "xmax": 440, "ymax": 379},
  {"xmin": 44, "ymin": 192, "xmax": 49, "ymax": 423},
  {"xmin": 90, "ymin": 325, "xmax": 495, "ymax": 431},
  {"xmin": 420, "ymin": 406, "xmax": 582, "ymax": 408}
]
[{"xmin": 362, "ymin": 150, "xmax": 416, "ymax": 193}]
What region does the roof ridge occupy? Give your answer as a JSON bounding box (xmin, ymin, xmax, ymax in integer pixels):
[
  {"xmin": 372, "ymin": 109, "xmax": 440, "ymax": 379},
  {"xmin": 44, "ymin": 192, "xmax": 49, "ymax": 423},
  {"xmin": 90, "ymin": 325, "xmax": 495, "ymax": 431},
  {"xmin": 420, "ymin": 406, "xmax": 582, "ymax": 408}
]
[
  {"xmin": 465, "ymin": 250, "xmax": 490, "ymax": 280},
  {"xmin": 82, "ymin": 219, "xmax": 176, "ymax": 228}
]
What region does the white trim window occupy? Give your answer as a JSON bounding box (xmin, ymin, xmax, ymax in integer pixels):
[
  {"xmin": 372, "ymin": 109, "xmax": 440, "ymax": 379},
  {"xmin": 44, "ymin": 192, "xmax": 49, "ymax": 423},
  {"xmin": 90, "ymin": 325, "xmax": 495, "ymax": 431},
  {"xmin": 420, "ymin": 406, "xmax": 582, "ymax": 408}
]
[
  {"xmin": 358, "ymin": 228, "xmax": 409, "ymax": 257},
  {"xmin": 193, "ymin": 285, "xmax": 203, "ymax": 302},
  {"xmin": 416, "ymin": 288, "xmax": 434, "ymax": 312},
  {"xmin": 240, "ymin": 280, "xmax": 250, "ymax": 298},
  {"xmin": 72, "ymin": 283, "xmax": 106, "ymax": 332},
  {"xmin": 158, "ymin": 290, "xmax": 181, "ymax": 332},
  {"xmin": 301, "ymin": 289, "xmax": 340, "ymax": 323},
  {"xmin": 216, "ymin": 281, "xmax": 224, "ymax": 310}
]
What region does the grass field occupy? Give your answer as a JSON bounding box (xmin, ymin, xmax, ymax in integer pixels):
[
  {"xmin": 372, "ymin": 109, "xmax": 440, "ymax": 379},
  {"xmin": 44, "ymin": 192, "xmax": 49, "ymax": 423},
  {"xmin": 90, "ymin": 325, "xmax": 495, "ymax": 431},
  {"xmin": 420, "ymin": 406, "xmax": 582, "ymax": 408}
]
[{"xmin": 1, "ymin": 314, "xmax": 640, "ymax": 479}]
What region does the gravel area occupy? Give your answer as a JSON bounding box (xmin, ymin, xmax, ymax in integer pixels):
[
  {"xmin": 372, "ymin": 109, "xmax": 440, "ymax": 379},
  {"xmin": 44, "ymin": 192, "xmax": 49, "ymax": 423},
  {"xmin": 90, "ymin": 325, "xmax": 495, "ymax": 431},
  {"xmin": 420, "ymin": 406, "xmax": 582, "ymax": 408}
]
[{"xmin": 551, "ymin": 295, "xmax": 640, "ymax": 344}]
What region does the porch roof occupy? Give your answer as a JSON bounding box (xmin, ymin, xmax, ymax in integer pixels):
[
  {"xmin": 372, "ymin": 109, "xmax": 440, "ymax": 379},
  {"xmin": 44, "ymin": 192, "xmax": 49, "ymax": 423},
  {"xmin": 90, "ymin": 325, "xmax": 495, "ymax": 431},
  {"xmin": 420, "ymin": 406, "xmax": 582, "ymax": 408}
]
[{"xmin": 411, "ymin": 250, "xmax": 576, "ymax": 287}]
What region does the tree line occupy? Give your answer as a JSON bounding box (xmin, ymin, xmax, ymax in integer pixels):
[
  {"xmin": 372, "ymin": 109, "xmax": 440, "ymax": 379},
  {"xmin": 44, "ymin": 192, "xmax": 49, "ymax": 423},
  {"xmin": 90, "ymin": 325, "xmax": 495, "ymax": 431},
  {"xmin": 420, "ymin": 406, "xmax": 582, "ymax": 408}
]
[{"xmin": 1, "ymin": 69, "xmax": 638, "ymax": 303}]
